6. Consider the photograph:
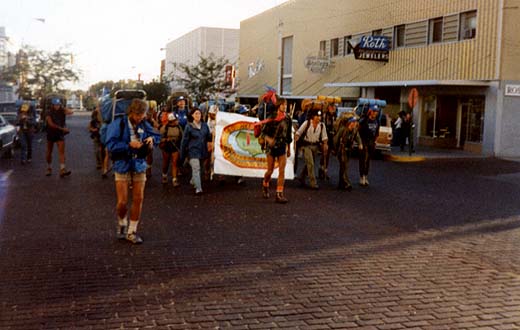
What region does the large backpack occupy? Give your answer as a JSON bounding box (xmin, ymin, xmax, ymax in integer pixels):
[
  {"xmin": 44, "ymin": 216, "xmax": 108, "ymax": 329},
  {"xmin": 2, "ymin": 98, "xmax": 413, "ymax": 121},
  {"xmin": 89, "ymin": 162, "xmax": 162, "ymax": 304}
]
[{"xmin": 100, "ymin": 89, "xmax": 146, "ymax": 144}]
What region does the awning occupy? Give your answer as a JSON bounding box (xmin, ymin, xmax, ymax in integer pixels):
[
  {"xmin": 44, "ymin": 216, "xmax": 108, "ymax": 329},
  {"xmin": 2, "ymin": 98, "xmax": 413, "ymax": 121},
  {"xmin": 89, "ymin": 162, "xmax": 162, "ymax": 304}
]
[{"xmin": 324, "ymin": 80, "xmax": 495, "ymax": 88}]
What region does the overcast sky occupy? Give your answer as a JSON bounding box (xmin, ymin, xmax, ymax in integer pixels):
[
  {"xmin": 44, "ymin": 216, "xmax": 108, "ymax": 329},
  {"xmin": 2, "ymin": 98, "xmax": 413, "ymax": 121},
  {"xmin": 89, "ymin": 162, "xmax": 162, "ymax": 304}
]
[{"xmin": 1, "ymin": 0, "xmax": 286, "ymax": 90}]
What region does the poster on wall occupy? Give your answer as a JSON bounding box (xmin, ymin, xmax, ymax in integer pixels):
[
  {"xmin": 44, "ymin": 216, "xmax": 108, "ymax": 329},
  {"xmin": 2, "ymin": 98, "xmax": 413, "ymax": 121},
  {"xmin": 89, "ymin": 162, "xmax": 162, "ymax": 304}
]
[{"xmin": 214, "ymin": 112, "xmax": 295, "ymax": 179}]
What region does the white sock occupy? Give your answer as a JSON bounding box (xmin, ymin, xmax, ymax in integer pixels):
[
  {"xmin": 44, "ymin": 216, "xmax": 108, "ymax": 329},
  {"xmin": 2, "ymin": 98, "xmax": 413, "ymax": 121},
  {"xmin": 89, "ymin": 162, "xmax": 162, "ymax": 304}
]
[
  {"xmin": 128, "ymin": 220, "xmax": 139, "ymax": 234},
  {"xmin": 60, "ymin": 163, "xmax": 66, "ymax": 170},
  {"xmin": 118, "ymin": 215, "xmax": 128, "ymax": 227}
]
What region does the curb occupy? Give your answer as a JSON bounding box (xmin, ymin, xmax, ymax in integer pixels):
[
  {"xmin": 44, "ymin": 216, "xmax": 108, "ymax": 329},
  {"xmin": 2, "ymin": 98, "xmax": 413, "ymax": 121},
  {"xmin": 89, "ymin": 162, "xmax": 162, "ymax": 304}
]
[{"xmin": 384, "ymin": 153, "xmax": 426, "ymax": 162}]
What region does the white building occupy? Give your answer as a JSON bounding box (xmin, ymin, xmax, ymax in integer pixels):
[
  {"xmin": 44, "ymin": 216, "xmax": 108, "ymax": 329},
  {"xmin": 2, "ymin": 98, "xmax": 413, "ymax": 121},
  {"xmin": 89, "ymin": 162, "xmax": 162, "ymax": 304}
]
[
  {"xmin": 164, "ymin": 27, "xmax": 239, "ymax": 91},
  {"xmin": 0, "ymin": 27, "xmax": 18, "ymax": 110}
]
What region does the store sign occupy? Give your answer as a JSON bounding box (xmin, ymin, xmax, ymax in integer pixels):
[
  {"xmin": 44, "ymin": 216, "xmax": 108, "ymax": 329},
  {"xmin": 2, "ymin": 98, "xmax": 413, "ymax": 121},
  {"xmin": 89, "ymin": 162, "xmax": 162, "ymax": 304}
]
[
  {"xmin": 352, "ymin": 36, "xmax": 390, "ymax": 62},
  {"xmin": 304, "ymin": 55, "xmax": 334, "ymax": 73},
  {"xmin": 505, "ymin": 84, "xmax": 520, "ymax": 97}
]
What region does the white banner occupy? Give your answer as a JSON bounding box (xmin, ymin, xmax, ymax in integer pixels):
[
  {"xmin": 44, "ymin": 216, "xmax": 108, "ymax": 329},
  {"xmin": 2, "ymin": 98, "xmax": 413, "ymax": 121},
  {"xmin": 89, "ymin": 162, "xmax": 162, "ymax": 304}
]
[{"xmin": 213, "ymin": 112, "xmax": 295, "ymax": 179}]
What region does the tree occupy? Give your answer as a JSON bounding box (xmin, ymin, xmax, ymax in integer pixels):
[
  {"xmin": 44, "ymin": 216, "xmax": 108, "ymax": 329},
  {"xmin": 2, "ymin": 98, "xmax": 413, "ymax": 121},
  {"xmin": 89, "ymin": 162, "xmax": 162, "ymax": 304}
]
[
  {"xmin": 1, "ymin": 45, "xmax": 80, "ymax": 99},
  {"xmin": 143, "ymin": 81, "xmax": 169, "ymax": 104},
  {"xmin": 172, "ymin": 54, "xmax": 230, "ymax": 103}
]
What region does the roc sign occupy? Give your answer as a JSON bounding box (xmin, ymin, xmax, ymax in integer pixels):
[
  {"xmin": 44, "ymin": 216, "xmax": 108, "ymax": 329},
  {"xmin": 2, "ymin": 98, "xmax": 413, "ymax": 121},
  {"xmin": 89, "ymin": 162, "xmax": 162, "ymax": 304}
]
[
  {"xmin": 505, "ymin": 84, "xmax": 520, "ymax": 97},
  {"xmin": 352, "ymin": 36, "xmax": 390, "ymax": 62}
]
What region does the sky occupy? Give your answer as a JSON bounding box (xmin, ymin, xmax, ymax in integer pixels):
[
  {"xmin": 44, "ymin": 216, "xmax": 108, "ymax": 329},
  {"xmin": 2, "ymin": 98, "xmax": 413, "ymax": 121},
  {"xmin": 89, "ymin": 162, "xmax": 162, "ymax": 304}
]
[{"xmin": 1, "ymin": 0, "xmax": 287, "ymax": 90}]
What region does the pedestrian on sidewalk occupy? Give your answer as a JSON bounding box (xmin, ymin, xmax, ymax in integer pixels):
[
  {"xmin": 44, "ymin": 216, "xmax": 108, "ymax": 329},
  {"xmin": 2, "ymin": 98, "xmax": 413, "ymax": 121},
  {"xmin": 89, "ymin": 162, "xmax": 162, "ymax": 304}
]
[
  {"xmin": 105, "ymin": 99, "xmax": 160, "ymax": 244},
  {"xmin": 180, "ymin": 108, "xmax": 212, "ymax": 195},
  {"xmin": 45, "ymin": 97, "xmax": 73, "ymax": 177},
  {"xmin": 260, "ymin": 94, "xmax": 292, "ymax": 203},
  {"xmin": 358, "ymin": 105, "xmax": 381, "ymax": 186}
]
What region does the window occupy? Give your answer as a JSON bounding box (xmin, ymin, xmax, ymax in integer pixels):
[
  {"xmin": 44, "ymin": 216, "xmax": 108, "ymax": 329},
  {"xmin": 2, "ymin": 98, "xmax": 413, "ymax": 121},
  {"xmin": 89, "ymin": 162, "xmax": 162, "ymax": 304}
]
[
  {"xmin": 393, "ymin": 25, "xmax": 405, "ymax": 48},
  {"xmin": 319, "ymin": 40, "xmax": 326, "ymax": 57},
  {"xmin": 429, "ymin": 17, "xmax": 443, "ymax": 44},
  {"xmin": 330, "ymin": 38, "xmax": 339, "ymax": 57},
  {"xmin": 460, "ymin": 10, "xmax": 477, "ymax": 40},
  {"xmin": 344, "ymin": 36, "xmax": 353, "ymax": 55},
  {"xmin": 372, "ymin": 29, "xmax": 382, "ymax": 36},
  {"xmin": 281, "ymin": 36, "xmax": 293, "ymax": 95}
]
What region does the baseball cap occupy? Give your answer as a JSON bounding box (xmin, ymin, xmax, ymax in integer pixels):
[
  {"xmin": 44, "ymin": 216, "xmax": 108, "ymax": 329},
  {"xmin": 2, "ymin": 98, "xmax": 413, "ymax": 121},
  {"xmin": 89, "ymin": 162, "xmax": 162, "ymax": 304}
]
[
  {"xmin": 176, "ymin": 96, "xmax": 186, "ymax": 102},
  {"xmin": 51, "ymin": 98, "xmax": 61, "ymax": 105}
]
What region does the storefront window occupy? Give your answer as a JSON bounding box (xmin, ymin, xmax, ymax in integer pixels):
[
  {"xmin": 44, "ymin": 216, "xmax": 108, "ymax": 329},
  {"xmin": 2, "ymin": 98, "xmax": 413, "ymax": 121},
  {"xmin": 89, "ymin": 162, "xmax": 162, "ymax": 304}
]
[{"xmin": 421, "ymin": 95, "xmax": 437, "ymax": 137}]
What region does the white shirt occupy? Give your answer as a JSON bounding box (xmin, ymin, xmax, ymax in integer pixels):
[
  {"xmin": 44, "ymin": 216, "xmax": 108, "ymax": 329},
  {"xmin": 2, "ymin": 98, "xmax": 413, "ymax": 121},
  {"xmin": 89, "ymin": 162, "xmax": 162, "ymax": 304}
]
[{"xmin": 297, "ymin": 120, "xmax": 328, "ymax": 143}]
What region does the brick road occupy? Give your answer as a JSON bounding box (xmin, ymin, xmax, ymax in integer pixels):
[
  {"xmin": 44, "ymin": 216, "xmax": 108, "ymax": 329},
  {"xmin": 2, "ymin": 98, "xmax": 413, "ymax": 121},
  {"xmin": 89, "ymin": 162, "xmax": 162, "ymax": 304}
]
[{"xmin": 1, "ymin": 114, "xmax": 520, "ymax": 329}]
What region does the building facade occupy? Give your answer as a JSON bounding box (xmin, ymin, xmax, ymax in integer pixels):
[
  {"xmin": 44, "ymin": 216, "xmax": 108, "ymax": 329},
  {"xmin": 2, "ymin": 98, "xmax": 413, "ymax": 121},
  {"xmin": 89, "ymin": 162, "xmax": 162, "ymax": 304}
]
[
  {"xmin": 164, "ymin": 27, "xmax": 239, "ymax": 91},
  {"xmin": 0, "ymin": 27, "xmax": 18, "ymax": 111},
  {"xmin": 238, "ymin": 0, "xmax": 520, "ymax": 157}
]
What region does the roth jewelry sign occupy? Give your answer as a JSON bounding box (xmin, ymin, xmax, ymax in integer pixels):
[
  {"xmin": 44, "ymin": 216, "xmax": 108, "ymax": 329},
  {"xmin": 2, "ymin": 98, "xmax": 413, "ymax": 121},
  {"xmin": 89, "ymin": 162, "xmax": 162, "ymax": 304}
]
[
  {"xmin": 351, "ymin": 36, "xmax": 390, "ymax": 62},
  {"xmin": 505, "ymin": 84, "xmax": 520, "ymax": 96}
]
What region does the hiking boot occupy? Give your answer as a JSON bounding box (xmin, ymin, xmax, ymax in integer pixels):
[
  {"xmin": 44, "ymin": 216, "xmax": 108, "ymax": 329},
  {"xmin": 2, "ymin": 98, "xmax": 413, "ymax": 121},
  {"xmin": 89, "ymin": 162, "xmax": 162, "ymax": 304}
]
[
  {"xmin": 365, "ymin": 176, "xmax": 370, "ymax": 186},
  {"xmin": 262, "ymin": 185, "xmax": 270, "ymax": 199},
  {"xmin": 161, "ymin": 174, "xmax": 168, "ymax": 184},
  {"xmin": 195, "ymin": 189, "xmax": 203, "ymax": 196},
  {"xmin": 116, "ymin": 225, "xmax": 127, "ymax": 240},
  {"xmin": 45, "ymin": 168, "xmax": 52, "ymax": 176},
  {"xmin": 275, "ymin": 192, "xmax": 288, "ymax": 204},
  {"xmin": 346, "ymin": 184, "xmax": 353, "ymax": 192},
  {"xmin": 318, "ymin": 168, "xmax": 325, "ymax": 180},
  {"xmin": 172, "ymin": 178, "xmax": 180, "ymax": 187},
  {"xmin": 59, "ymin": 168, "xmax": 71, "ymax": 178},
  {"xmin": 126, "ymin": 232, "xmax": 143, "ymax": 244}
]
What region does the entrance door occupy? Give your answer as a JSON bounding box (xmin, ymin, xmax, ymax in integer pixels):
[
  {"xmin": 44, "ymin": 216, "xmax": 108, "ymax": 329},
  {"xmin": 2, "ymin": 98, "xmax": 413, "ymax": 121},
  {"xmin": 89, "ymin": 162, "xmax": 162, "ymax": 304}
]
[{"xmin": 459, "ymin": 97, "xmax": 485, "ymax": 150}]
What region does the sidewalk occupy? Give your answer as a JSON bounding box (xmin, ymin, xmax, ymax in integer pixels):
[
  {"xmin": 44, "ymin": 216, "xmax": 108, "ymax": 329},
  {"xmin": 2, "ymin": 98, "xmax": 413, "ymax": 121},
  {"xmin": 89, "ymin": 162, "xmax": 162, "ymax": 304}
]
[{"xmin": 384, "ymin": 145, "xmax": 489, "ymax": 162}]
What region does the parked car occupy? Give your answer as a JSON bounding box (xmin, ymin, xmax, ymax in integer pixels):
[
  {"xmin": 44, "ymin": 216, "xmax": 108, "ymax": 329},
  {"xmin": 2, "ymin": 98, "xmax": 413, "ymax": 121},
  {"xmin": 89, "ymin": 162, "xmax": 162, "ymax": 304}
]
[{"xmin": 0, "ymin": 114, "xmax": 17, "ymax": 158}]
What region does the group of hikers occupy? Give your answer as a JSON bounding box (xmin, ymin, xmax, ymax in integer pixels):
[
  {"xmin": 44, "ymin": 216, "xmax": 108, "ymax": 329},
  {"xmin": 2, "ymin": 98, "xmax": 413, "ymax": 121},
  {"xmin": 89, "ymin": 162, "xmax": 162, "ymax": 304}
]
[{"xmin": 12, "ymin": 90, "xmax": 389, "ymax": 245}]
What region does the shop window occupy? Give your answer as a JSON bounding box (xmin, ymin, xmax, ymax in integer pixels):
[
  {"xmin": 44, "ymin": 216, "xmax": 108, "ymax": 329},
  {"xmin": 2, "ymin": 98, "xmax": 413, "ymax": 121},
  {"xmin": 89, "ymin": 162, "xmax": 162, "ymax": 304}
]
[
  {"xmin": 330, "ymin": 38, "xmax": 339, "ymax": 57},
  {"xmin": 343, "ymin": 36, "xmax": 353, "ymax": 56},
  {"xmin": 393, "ymin": 25, "xmax": 405, "ymax": 48},
  {"xmin": 428, "ymin": 17, "xmax": 443, "ymax": 44},
  {"xmin": 459, "ymin": 10, "xmax": 477, "ymax": 40}
]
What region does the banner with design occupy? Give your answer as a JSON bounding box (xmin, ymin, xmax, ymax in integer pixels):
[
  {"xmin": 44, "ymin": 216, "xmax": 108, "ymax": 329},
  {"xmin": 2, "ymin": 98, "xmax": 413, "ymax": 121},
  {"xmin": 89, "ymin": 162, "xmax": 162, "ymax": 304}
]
[{"xmin": 214, "ymin": 112, "xmax": 295, "ymax": 179}]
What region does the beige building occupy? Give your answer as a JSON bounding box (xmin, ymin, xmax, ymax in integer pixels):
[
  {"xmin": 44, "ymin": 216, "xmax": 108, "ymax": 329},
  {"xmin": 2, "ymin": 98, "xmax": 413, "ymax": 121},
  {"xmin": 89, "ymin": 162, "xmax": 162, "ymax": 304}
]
[
  {"xmin": 164, "ymin": 27, "xmax": 239, "ymax": 91},
  {"xmin": 238, "ymin": 0, "xmax": 520, "ymax": 157}
]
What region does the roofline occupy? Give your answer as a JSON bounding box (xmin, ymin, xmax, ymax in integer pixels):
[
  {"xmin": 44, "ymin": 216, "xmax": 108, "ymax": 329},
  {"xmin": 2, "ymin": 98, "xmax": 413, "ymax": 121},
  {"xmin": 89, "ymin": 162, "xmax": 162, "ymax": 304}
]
[{"xmin": 324, "ymin": 80, "xmax": 495, "ymax": 88}]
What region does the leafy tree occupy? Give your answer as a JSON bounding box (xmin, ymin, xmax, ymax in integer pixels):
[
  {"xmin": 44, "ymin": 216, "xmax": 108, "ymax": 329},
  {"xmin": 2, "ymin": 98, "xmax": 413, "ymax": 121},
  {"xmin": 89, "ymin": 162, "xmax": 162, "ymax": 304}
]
[
  {"xmin": 1, "ymin": 45, "xmax": 80, "ymax": 99},
  {"xmin": 172, "ymin": 54, "xmax": 230, "ymax": 103},
  {"xmin": 143, "ymin": 81, "xmax": 169, "ymax": 104}
]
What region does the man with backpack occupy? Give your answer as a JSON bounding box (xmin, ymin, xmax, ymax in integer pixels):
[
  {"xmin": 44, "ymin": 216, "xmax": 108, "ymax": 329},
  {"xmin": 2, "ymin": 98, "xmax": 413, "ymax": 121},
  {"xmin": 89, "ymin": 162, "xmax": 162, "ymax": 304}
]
[
  {"xmin": 45, "ymin": 97, "xmax": 73, "ymax": 177},
  {"xmin": 358, "ymin": 105, "xmax": 381, "ymax": 186},
  {"xmin": 334, "ymin": 114, "xmax": 362, "ymax": 191},
  {"xmin": 294, "ymin": 110, "xmax": 328, "ymax": 190}
]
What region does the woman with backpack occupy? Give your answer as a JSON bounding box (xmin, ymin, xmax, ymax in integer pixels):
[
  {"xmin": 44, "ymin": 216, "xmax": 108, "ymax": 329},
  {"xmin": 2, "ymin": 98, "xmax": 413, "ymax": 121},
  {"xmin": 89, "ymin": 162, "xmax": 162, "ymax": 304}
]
[
  {"xmin": 105, "ymin": 99, "xmax": 160, "ymax": 244},
  {"xmin": 160, "ymin": 113, "xmax": 183, "ymax": 187},
  {"xmin": 260, "ymin": 95, "xmax": 292, "ymax": 204}
]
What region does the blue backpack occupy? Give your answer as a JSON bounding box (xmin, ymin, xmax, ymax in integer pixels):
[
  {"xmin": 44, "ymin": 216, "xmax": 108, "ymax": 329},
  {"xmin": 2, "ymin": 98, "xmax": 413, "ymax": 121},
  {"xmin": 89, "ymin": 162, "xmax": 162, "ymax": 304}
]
[{"xmin": 99, "ymin": 90, "xmax": 146, "ymax": 144}]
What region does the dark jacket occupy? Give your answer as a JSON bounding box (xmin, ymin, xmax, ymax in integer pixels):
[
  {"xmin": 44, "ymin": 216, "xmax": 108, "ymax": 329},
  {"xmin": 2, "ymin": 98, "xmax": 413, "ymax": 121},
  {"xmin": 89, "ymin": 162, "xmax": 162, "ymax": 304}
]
[
  {"xmin": 359, "ymin": 117, "xmax": 380, "ymax": 143},
  {"xmin": 181, "ymin": 121, "xmax": 212, "ymax": 160}
]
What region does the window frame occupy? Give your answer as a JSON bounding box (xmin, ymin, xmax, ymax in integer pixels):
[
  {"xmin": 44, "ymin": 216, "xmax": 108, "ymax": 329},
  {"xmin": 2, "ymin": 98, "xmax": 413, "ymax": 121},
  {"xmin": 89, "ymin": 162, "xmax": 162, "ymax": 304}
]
[
  {"xmin": 330, "ymin": 38, "xmax": 339, "ymax": 57},
  {"xmin": 459, "ymin": 10, "xmax": 477, "ymax": 40},
  {"xmin": 393, "ymin": 25, "xmax": 405, "ymax": 49},
  {"xmin": 428, "ymin": 17, "xmax": 444, "ymax": 44}
]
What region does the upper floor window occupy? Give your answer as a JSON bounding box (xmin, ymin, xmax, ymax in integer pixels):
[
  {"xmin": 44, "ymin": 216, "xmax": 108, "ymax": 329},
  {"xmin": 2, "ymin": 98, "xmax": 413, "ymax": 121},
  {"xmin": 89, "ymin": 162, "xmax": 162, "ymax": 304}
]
[
  {"xmin": 330, "ymin": 38, "xmax": 339, "ymax": 57},
  {"xmin": 429, "ymin": 17, "xmax": 443, "ymax": 44},
  {"xmin": 393, "ymin": 25, "xmax": 405, "ymax": 48},
  {"xmin": 344, "ymin": 36, "xmax": 353, "ymax": 55},
  {"xmin": 319, "ymin": 40, "xmax": 326, "ymax": 57},
  {"xmin": 460, "ymin": 10, "xmax": 477, "ymax": 40},
  {"xmin": 372, "ymin": 29, "xmax": 382, "ymax": 36}
]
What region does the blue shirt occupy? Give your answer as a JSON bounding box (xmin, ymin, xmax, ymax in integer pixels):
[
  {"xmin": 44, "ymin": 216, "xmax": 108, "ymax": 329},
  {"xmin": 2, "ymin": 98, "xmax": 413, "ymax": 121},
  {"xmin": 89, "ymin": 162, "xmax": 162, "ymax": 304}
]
[{"xmin": 174, "ymin": 108, "xmax": 189, "ymax": 130}]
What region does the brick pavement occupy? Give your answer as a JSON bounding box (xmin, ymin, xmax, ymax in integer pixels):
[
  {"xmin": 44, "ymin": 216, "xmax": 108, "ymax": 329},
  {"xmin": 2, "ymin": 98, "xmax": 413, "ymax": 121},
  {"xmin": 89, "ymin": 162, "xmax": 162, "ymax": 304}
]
[{"xmin": 0, "ymin": 115, "xmax": 520, "ymax": 329}]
